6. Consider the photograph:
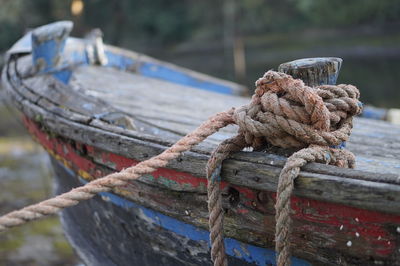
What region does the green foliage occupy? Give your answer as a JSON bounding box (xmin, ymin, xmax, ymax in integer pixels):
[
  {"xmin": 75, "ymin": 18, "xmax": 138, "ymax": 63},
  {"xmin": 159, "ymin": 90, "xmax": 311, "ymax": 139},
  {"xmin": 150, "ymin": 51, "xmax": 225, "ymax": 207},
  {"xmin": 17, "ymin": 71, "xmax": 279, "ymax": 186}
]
[
  {"xmin": 0, "ymin": 21, "xmax": 20, "ymax": 51},
  {"xmin": 239, "ymin": 0, "xmax": 307, "ymax": 32},
  {"xmin": 0, "ymin": 0, "xmax": 25, "ymax": 51},
  {"xmin": 0, "ymin": 0, "xmax": 72, "ymax": 52},
  {"xmin": 0, "ymin": 1, "xmax": 398, "ymax": 106},
  {"xmin": 295, "ymin": 0, "xmax": 400, "ymax": 26},
  {"xmin": 82, "ymin": 0, "xmax": 193, "ymax": 46},
  {"xmin": 1, "ymin": 0, "xmax": 400, "ymax": 52}
]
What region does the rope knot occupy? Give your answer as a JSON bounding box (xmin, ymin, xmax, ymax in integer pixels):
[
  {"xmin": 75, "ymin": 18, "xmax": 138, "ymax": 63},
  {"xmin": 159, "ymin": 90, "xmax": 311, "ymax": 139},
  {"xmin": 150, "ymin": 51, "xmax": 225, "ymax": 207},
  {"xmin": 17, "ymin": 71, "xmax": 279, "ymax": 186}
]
[
  {"xmin": 233, "ymin": 70, "xmax": 362, "ymax": 150},
  {"xmin": 204, "ymin": 70, "xmax": 362, "ymax": 266}
]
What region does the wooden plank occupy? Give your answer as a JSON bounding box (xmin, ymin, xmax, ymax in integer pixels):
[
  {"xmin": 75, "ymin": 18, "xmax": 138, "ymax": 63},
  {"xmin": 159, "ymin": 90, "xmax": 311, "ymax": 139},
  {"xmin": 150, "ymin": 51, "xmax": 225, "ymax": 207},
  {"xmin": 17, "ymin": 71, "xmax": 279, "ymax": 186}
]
[
  {"xmin": 3, "ymin": 54, "xmax": 400, "ymax": 210},
  {"xmin": 72, "ymin": 65, "xmax": 400, "ymax": 172},
  {"xmin": 104, "ymin": 44, "xmax": 246, "ymax": 95},
  {"xmin": 3, "ymin": 56, "xmax": 399, "ymax": 176},
  {"xmin": 278, "ymin": 57, "xmax": 342, "ymax": 87},
  {"xmin": 53, "ymin": 157, "xmax": 299, "ymax": 266},
  {"xmin": 9, "ymin": 94, "xmax": 400, "ymax": 214},
  {"xmin": 24, "ymin": 117, "xmax": 400, "ymax": 265},
  {"xmin": 72, "ymin": 66, "xmax": 247, "ymax": 123}
]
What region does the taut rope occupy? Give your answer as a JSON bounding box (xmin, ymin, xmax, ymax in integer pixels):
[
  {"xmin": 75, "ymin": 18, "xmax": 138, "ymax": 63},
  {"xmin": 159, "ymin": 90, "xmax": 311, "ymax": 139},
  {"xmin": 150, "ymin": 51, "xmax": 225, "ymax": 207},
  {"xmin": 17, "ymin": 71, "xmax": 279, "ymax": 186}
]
[
  {"xmin": 0, "ymin": 70, "xmax": 361, "ymax": 266},
  {"xmin": 0, "ymin": 111, "xmax": 234, "ymax": 231}
]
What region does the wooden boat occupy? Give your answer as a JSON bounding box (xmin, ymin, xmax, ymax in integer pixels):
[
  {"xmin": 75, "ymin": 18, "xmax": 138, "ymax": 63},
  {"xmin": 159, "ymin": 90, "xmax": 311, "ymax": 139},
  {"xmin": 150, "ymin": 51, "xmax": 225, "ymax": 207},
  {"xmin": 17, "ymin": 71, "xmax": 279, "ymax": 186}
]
[{"xmin": 2, "ymin": 21, "xmax": 400, "ymax": 266}]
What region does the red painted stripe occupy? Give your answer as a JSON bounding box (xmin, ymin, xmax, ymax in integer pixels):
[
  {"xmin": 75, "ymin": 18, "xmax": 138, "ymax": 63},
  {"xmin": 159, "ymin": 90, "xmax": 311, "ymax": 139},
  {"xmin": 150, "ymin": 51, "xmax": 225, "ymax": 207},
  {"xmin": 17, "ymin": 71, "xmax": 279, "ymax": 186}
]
[
  {"xmin": 290, "ymin": 196, "xmax": 397, "ymax": 256},
  {"xmin": 22, "ymin": 116, "xmax": 400, "ymax": 257}
]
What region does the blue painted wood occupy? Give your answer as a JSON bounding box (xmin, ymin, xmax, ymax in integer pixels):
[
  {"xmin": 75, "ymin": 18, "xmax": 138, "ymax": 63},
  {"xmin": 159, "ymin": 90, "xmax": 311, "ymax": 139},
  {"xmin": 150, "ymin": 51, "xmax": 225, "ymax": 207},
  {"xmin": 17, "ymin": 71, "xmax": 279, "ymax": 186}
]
[
  {"xmin": 138, "ymin": 62, "xmax": 234, "ymax": 94},
  {"xmin": 361, "ymin": 106, "xmax": 387, "ymax": 120},
  {"xmin": 104, "ymin": 51, "xmax": 235, "ymax": 94},
  {"xmin": 65, "ymin": 166, "xmax": 310, "ymax": 266},
  {"xmin": 9, "ymin": 21, "xmax": 240, "ymax": 95},
  {"xmin": 31, "ymin": 21, "xmax": 73, "ymax": 73},
  {"xmin": 53, "ymin": 70, "xmax": 73, "ymax": 84},
  {"xmin": 31, "ymin": 21, "xmax": 73, "ymax": 84},
  {"xmin": 69, "ymin": 45, "xmax": 90, "ymax": 65},
  {"xmin": 104, "ymin": 50, "xmax": 135, "ymax": 70}
]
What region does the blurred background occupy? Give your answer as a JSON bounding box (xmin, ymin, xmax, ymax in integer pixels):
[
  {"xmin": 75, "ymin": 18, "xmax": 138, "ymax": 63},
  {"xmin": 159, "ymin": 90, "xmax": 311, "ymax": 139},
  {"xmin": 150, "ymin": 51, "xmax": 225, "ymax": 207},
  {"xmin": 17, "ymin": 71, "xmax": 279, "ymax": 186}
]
[
  {"xmin": 0, "ymin": 0, "xmax": 399, "ymax": 265},
  {"xmin": 1, "ymin": 0, "xmax": 400, "ymax": 105}
]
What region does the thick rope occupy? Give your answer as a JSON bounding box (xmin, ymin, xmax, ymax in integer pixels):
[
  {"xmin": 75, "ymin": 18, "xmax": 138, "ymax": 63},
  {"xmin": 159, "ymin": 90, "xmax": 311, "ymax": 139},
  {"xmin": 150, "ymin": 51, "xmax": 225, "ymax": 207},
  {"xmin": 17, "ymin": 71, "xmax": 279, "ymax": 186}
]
[
  {"xmin": 0, "ymin": 110, "xmax": 234, "ymax": 232},
  {"xmin": 206, "ymin": 71, "xmax": 361, "ymax": 266},
  {"xmin": 274, "ymin": 146, "xmax": 355, "ymax": 266},
  {"xmin": 0, "ymin": 70, "xmax": 361, "ymax": 266},
  {"xmin": 206, "ymin": 134, "xmax": 247, "ymax": 266}
]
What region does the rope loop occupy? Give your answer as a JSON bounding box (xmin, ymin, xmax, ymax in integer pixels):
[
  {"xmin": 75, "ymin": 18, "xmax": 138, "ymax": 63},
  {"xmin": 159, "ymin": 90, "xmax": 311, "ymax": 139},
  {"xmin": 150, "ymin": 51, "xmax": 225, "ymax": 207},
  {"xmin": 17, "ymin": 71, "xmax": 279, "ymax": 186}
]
[
  {"xmin": 232, "ymin": 70, "xmax": 362, "ymax": 150},
  {"xmin": 207, "ymin": 70, "xmax": 362, "ymax": 266}
]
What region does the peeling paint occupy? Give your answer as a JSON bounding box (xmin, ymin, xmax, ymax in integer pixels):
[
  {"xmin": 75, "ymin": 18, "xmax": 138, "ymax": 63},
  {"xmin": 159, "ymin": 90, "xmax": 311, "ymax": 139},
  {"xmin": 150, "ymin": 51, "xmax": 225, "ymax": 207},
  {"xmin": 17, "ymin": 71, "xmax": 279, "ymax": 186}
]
[{"xmin": 22, "ymin": 116, "xmax": 400, "ymax": 262}]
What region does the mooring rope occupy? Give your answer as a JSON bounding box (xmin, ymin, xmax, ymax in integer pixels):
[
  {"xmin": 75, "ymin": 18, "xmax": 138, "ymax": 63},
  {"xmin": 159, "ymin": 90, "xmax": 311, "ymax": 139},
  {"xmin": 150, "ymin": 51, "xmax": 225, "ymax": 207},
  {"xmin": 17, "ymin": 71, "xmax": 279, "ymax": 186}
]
[
  {"xmin": 206, "ymin": 71, "xmax": 361, "ymax": 266},
  {"xmin": 0, "ymin": 70, "xmax": 361, "ymax": 266}
]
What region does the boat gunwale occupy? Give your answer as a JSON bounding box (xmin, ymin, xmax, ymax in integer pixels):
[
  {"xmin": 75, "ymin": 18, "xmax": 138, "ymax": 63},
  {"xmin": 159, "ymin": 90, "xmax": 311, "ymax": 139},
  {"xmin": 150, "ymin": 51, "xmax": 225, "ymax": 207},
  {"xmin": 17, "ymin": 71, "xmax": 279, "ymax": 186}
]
[
  {"xmin": 103, "ymin": 43, "xmax": 246, "ymax": 95},
  {"xmin": 2, "ymin": 53, "xmax": 400, "ymax": 217},
  {"xmin": 5, "ymin": 31, "xmax": 246, "ymax": 95}
]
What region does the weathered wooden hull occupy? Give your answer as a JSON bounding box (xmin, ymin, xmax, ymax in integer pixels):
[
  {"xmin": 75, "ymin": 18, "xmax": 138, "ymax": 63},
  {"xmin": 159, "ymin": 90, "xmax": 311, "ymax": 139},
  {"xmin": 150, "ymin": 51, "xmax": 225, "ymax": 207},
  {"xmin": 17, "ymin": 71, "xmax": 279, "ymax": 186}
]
[
  {"xmin": 20, "ymin": 115, "xmax": 400, "ymax": 266},
  {"xmin": 23, "ymin": 115, "xmax": 309, "ymax": 265},
  {"xmin": 53, "ymin": 158, "xmax": 273, "ymax": 266},
  {"xmin": 2, "ymin": 21, "xmax": 400, "ymax": 265}
]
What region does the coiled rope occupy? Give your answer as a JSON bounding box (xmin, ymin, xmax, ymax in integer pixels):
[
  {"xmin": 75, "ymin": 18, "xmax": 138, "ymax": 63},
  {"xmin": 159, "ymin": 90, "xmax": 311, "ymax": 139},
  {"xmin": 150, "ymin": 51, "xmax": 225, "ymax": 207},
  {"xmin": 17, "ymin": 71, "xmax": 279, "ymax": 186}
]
[
  {"xmin": 0, "ymin": 70, "xmax": 361, "ymax": 266},
  {"xmin": 206, "ymin": 70, "xmax": 361, "ymax": 266}
]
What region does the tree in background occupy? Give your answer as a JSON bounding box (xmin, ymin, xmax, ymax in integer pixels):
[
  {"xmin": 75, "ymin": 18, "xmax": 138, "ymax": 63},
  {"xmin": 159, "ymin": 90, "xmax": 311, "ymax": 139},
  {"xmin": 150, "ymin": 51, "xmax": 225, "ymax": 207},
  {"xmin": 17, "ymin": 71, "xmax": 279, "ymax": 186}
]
[
  {"xmin": 1, "ymin": 0, "xmax": 400, "ymax": 52},
  {"xmin": 1, "ymin": 0, "xmax": 399, "ymax": 106}
]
